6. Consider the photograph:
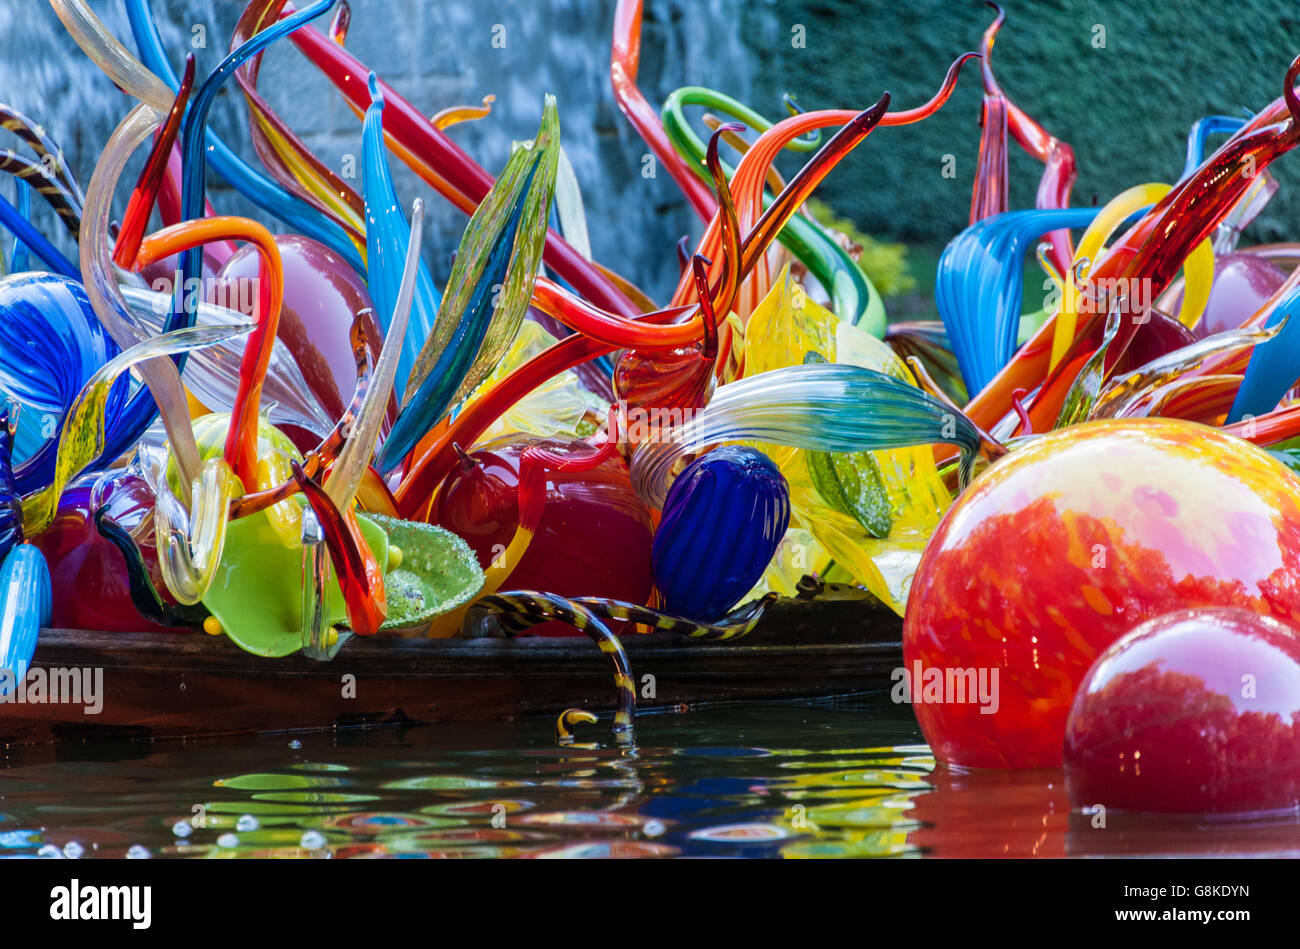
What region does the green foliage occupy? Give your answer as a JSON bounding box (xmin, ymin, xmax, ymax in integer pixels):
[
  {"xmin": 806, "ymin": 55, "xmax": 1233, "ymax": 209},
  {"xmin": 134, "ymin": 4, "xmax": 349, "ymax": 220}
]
[{"xmin": 744, "ymin": 0, "xmax": 1299, "ymax": 246}]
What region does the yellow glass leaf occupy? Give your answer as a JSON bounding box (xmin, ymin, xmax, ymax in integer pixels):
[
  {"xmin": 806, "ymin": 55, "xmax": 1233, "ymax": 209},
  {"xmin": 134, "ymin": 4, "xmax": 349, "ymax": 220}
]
[
  {"xmin": 740, "ymin": 266, "xmax": 951, "ymax": 614},
  {"xmin": 745, "ymin": 527, "xmax": 832, "ymax": 599}
]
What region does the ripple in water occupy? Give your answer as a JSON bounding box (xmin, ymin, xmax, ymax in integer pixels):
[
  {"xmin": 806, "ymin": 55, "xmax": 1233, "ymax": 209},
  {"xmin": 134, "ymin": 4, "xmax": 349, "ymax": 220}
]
[{"xmin": 4, "ymin": 701, "xmax": 1300, "ymax": 858}]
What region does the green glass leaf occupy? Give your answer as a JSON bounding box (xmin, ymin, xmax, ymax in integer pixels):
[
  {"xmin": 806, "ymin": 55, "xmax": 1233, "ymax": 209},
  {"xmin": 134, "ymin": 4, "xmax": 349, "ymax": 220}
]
[
  {"xmin": 378, "ymin": 95, "xmax": 560, "ymax": 471},
  {"xmin": 366, "ymin": 514, "xmax": 484, "ymax": 633},
  {"xmin": 202, "ymin": 507, "xmax": 389, "ymax": 658},
  {"xmin": 1268, "ymin": 449, "xmax": 1300, "ymax": 476},
  {"xmin": 213, "ymin": 773, "xmax": 349, "ymax": 791},
  {"xmin": 806, "ymin": 449, "xmax": 893, "ymax": 539}
]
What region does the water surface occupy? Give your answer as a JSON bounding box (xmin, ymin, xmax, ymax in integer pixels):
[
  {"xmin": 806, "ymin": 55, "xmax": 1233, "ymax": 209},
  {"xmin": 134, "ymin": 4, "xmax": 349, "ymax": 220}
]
[{"xmin": 3, "ymin": 697, "xmax": 1299, "ymax": 858}]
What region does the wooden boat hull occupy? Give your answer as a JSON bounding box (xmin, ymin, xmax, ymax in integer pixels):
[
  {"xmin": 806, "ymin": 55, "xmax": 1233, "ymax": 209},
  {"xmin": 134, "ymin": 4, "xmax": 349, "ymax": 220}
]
[{"xmin": 1, "ymin": 590, "xmax": 903, "ymax": 745}]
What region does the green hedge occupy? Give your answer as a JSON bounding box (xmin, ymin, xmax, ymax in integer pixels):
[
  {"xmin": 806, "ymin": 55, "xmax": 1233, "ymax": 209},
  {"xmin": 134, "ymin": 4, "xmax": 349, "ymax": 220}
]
[{"xmin": 742, "ymin": 0, "xmax": 1299, "ymax": 245}]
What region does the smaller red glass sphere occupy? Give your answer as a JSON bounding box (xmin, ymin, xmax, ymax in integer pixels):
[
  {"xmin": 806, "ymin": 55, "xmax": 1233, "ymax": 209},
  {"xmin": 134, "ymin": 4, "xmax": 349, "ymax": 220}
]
[{"xmin": 1065, "ymin": 608, "xmax": 1300, "ymax": 817}]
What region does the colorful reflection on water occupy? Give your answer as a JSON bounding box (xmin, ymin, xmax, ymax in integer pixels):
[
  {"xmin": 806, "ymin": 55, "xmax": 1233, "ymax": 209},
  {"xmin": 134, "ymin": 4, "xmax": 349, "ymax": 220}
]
[{"xmin": 2, "ymin": 698, "xmax": 1299, "ymax": 858}]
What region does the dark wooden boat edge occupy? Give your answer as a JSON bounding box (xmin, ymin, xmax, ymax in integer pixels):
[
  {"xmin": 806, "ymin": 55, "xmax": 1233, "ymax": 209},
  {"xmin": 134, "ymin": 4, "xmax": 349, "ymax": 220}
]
[{"xmin": 2, "ymin": 586, "xmax": 904, "ymax": 746}]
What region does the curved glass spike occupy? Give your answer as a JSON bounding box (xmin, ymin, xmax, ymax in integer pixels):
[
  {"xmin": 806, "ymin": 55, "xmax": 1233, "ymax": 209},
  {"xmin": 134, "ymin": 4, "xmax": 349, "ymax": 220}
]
[
  {"xmin": 377, "ymin": 97, "xmax": 560, "ymax": 472},
  {"xmin": 123, "ymin": 0, "xmax": 363, "ymax": 278},
  {"xmin": 328, "ymin": 198, "xmax": 424, "ymax": 509},
  {"xmin": 362, "ymin": 75, "xmax": 442, "ymax": 399}
]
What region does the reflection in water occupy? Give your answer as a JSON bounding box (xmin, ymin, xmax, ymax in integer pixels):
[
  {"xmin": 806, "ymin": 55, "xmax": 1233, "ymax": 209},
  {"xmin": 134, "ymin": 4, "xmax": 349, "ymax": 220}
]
[{"xmin": 2, "ymin": 698, "xmax": 1299, "ymax": 858}]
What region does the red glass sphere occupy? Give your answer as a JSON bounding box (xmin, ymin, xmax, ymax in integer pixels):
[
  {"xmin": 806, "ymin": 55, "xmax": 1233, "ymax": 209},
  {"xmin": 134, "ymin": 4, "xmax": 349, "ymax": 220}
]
[
  {"xmin": 434, "ymin": 435, "xmax": 654, "ymax": 636},
  {"xmin": 903, "ymin": 419, "xmax": 1300, "ymax": 769},
  {"xmin": 1065, "ymin": 608, "xmax": 1300, "ymax": 817},
  {"xmin": 31, "ymin": 473, "xmax": 188, "ymax": 633}
]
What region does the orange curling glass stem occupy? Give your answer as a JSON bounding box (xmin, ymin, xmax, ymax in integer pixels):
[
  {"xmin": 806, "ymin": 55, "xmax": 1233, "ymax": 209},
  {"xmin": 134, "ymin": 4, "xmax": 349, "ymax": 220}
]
[
  {"xmin": 704, "ymin": 124, "xmax": 742, "ymax": 319},
  {"xmin": 431, "ymin": 95, "xmax": 496, "ymax": 131},
  {"xmin": 669, "ymin": 52, "xmax": 978, "ymax": 310},
  {"xmin": 693, "ymin": 255, "xmax": 720, "ymax": 361},
  {"xmin": 134, "ymin": 216, "xmax": 284, "ymax": 491},
  {"xmin": 533, "ymin": 277, "xmax": 699, "ymax": 348}
]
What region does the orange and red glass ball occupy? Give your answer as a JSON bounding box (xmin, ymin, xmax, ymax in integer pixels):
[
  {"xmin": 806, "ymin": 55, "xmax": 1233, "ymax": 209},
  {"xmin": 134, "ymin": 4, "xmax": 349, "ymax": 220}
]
[{"xmin": 903, "ymin": 418, "xmax": 1300, "ymax": 770}]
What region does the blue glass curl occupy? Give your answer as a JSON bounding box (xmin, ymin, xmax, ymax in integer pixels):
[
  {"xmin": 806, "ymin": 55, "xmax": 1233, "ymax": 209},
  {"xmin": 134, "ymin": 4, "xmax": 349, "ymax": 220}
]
[
  {"xmin": 0, "ymin": 193, "xmax": 78, "ymax": 278},
  {"xmin": 123, "ymin": 0, "xmax": 363, "ymax": 285},
  {"xmin": 362, "ymin": 74, "xmax": 442, "ymax": 400},
  {"xmin": 1182, "ymin": 115, "xmax": 1247, "ymax": 181},
  {"xmin": 1227, "ymin": 281, "xmax": 1300, "ymax": 423},
  {"xmin": 935, "ymin": 207, "xmax": 1100, "ymax": 396},
  {"xmin": 0, "ymin": 274, "xmax": 126, "ymax": 492},
  {"xmin": 0, "ymin": 544, "xmax": 52, "ymax": 691}
]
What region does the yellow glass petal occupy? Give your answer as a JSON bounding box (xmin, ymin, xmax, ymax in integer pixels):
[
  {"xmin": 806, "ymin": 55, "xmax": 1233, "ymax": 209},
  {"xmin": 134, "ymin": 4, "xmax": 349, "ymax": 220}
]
[{"xmin": 740, "ymin": 267, "xmax": 951, "ymax": 614}]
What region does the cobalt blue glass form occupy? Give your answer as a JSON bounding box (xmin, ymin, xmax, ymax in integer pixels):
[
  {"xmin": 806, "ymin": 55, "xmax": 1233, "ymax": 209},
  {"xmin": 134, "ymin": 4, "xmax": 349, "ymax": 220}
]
[
  {"xmin": 651, "ymin": 445, "xmax": 790, "ymax": 622},
  {"xmin": 0, "ymin": 273, "xmax": 125, "ymax": 492}
]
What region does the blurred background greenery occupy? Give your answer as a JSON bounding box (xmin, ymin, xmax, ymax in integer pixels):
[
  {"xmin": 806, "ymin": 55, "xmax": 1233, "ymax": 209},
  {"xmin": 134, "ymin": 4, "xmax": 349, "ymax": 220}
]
[{"xmin": 740, "ymin": 0, "xmax": 1299, "ymax": 314}]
